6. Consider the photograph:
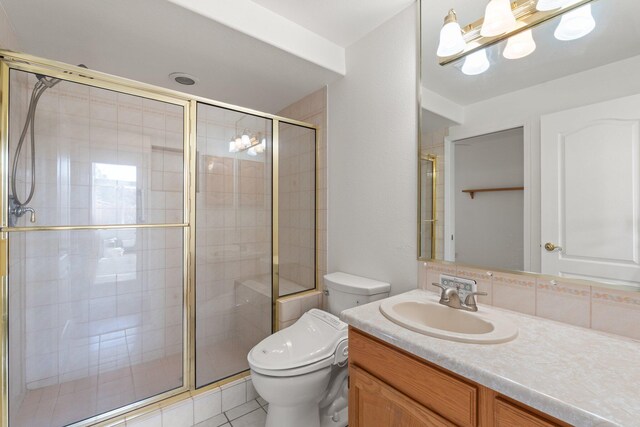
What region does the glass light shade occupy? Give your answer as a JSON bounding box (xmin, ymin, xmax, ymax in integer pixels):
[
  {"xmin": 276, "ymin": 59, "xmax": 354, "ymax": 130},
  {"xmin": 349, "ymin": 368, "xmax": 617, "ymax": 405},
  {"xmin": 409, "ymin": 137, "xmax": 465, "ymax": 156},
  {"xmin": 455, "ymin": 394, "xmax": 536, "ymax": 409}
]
[
  {"xmin": 254, "ymin": 140, "xmax": 265, "ymax": 154},
  {"xmin": 503, "ymin": 30, "xmax": 537, "ymax": 59},
  {"xmin": 462, "ymin": 49, "xmax": 490, "ymax": 76},
  {"xmin": 241, "ymin": 134, "xmax": 251, "ymax": 148},
  {"xmin": 481, "ymin": 0, "xmax": 517, "ymax": 37},
  {"xmin": 536, "ymin": 0, "xmax": 564, "ymax": 11},
  {"xmin": 247, "ymin": 146, "xmax": 257, "ymax": 156},
  {"xmin": 229, "ymin": 140, "xmax": 239, "ymax": 153},
  {"xmin": 554, "ymin": 4, "xmax": 595, "ymax": 41},
  {"xmin": 437, "ymin": 21, "xmax": 465, "ymax": 57}
]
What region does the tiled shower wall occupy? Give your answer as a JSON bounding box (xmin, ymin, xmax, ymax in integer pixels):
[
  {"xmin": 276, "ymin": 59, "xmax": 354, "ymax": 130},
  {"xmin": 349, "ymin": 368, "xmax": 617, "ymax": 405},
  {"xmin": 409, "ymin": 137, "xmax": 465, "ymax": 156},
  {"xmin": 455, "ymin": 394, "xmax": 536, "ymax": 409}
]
[
  {"xmin": 421, "ymin": 260, "xmax": 640, "ymax": 341},
  {"xmin": 9, "ymin": 70, "xmax": 185, "ymax": 392}
]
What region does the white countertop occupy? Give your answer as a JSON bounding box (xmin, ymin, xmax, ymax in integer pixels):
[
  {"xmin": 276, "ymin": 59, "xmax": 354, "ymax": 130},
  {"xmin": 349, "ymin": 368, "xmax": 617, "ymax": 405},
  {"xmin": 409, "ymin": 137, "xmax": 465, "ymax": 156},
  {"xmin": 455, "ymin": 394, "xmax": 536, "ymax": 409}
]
[{"xmin": 340, "ymin": 289, "xmax": 640, "ymax": 427}]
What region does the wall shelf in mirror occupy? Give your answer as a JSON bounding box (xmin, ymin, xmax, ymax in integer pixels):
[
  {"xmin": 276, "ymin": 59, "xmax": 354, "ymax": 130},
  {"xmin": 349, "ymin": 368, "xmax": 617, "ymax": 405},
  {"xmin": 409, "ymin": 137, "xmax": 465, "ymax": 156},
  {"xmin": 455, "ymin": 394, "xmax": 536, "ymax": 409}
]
[{"xmin": 462, "ymin": 187, "xmax": 524, "ymax": 199}]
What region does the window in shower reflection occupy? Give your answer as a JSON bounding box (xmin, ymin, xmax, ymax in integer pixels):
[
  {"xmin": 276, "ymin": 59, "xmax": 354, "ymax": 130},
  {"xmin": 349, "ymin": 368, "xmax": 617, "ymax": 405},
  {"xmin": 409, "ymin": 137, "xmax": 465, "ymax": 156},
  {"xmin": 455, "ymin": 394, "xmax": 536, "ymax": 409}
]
[
  {"xmin": 92, "ymin": 163, "xmax": 138, "ymax": 224},
  {"xmin": 8, "ymin": 69, "xmax": 184, "ymax": 227},
  {"xmin": 95, "ymin": 229, "xmax": 138, "ymax": 283}
]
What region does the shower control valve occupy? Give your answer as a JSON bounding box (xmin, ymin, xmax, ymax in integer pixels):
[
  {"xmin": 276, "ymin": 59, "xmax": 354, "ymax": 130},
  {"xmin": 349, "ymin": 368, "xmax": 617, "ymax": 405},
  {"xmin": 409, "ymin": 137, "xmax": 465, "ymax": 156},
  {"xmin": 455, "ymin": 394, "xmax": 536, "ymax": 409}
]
[{"xmin": 8, "ymin": 197, "xmax": 36, "ymax": 225}]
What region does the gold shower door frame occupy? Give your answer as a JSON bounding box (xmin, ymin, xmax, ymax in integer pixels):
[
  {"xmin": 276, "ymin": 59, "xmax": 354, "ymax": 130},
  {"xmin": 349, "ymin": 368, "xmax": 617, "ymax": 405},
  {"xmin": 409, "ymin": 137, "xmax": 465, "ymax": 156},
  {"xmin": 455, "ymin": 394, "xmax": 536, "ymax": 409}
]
[{"xmin": 0, "ymin": 50, "xmax": 318, "ymax": 427}]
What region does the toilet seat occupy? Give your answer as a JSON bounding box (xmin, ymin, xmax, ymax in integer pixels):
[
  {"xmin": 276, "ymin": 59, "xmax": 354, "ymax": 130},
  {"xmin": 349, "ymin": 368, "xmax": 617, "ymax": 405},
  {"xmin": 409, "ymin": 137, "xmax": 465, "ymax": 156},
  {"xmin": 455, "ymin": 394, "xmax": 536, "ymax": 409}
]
[
  {"xmin": 250, "ymin": 353, "xmax": 335, "ymax": 377},
  {"xmin": 248, "ymin": 309, "xmax": 348, "ymax": 378}
]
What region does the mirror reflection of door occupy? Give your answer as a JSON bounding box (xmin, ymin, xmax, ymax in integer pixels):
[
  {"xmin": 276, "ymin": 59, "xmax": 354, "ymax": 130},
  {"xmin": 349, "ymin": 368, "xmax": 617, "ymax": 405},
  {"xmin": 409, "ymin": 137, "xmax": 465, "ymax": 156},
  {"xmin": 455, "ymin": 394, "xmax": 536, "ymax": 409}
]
[
  {"xmin": 420, "ymin": 0, "xmax": 640, "ymax": 288},
  {"xmin": 541, "ymin": 94, "xmax": 640, "ymax": 285},
  {"xmin": 449, "ymin": 128, "xmax": 524, "ymax": 271}
]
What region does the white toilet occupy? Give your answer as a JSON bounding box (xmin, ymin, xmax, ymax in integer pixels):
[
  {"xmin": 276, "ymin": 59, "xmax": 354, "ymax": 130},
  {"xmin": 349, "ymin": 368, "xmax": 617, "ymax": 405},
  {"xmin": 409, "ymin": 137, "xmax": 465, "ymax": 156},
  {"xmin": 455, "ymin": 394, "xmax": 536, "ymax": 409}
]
[{"xmin": 248, "ymin": 272, "xmax": 391, "ymax": 427}]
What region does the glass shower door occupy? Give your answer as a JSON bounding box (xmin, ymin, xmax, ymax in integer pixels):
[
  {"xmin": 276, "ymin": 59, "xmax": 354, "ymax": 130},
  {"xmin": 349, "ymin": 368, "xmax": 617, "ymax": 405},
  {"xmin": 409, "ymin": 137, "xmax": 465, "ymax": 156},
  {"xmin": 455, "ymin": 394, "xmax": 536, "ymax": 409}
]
[
  {"xmin": 6, "ymin": 69, "xmax": 187, "ymax": 426},
  {"xmin": 194, "ymin": 103, "xmax": 272, "ymax": 387}
]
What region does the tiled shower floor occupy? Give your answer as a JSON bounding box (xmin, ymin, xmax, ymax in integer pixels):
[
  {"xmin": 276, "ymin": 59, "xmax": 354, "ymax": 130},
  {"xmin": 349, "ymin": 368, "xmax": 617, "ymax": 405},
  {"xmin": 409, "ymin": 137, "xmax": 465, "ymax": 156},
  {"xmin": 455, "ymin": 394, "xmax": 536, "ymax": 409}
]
[
  {"xmin": 13, "ymin": 354, "xmax": 182, "ymax": 427},
  {"xmin": 13, "ymin": 335, "xmax": 264, "ymax": 427}
]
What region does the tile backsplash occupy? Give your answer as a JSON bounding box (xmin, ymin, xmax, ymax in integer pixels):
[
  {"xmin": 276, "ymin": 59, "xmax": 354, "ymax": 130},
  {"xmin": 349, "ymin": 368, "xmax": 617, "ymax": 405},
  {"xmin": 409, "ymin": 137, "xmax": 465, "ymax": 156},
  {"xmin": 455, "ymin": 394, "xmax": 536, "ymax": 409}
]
[{"xmin": 420, "ymin": 260, "xmax": 640, "ymax": 341}]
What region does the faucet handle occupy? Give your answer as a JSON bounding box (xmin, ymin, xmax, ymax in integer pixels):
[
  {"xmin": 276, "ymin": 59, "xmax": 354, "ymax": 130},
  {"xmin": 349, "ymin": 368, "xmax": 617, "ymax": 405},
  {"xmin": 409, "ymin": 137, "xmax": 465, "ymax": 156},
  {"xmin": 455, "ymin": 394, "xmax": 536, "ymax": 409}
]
[
  {"xmin": 431, "ymin": 282, "xmax": 447, "ymax": 293},
  {"xmin": 29, "ymin": 210, "xmax": 36, "ymax": 223},
  {"xmin": 464, "ymin": 291, "xmax": 488, "ymax": 306}
]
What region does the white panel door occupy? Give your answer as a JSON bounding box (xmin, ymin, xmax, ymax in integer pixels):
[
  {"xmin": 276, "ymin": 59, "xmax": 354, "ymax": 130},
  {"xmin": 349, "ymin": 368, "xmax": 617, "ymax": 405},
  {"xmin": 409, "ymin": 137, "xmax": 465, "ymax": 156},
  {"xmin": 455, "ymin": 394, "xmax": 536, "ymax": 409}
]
[{"xmin": 541, "ymin": 94, "xmax": 640, "ymax": 285}]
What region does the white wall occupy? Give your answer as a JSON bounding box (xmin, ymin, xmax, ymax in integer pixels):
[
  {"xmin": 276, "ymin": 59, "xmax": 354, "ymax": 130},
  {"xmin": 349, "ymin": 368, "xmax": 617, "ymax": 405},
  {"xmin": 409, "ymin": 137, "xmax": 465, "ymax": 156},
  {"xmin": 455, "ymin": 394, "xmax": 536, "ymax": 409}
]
[
  {"xmin": 448, "ymin": 53, "xmax": 640, "ymax": 272},
  {"xmin": 454, "ymin": 128, "xmax": 524, "ymax": 271},
  {"xmin": 328, "ymin": 4, "xmax": 418, "ymax": 295},
  {"xmin": 0, "ymin": 2, "xmax": 19, "ymax": 50}
]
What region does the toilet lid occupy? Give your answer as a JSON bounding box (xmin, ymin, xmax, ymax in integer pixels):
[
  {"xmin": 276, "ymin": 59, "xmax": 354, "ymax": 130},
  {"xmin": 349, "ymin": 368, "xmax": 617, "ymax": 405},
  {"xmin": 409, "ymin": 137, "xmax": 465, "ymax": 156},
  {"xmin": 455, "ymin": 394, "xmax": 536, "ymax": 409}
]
[{"xmin": 248, "ymin": 309, "xmax": 348, "ymax": 372}]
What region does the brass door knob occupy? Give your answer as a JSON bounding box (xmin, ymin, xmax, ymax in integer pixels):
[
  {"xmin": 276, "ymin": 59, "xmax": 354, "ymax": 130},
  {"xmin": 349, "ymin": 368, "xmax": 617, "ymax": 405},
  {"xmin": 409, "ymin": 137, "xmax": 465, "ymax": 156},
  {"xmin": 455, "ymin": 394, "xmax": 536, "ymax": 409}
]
[{"xmin": 544, "ymin": 242, "xmax": 562, "ymax": 252}]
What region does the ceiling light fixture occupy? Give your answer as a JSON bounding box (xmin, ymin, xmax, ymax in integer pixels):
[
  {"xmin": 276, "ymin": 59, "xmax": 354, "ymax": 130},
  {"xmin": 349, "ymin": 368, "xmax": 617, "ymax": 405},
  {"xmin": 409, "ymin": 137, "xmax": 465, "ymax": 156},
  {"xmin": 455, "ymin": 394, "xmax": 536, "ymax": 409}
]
[
  {"xmin": 554, "ymin": 4, "xmax": 596, "ymax": 41},
  {"xmin": 437, "ymin": 10, "xmax": 466, "ymax": 57},
  {"xmin": 436, "ymin": 0, "xmax": 597, "ymax": 72},
  {"xmin": 503, "ymin": 29, "xmax": 537, "ymax": 59},
  {"xmin": 536, "ymin": 0, "xmax": 565, "ymax": 11},
  {"xmin": 481, "ymin": 0, "xmax": 517, "ymax": 37},
  {"xmin": 227, "ymin": 115, "xmax": 267, "ymax": 156},
  {"xmin": 462, "ymin": 49, "xmax": 491, "ymax": 75}
]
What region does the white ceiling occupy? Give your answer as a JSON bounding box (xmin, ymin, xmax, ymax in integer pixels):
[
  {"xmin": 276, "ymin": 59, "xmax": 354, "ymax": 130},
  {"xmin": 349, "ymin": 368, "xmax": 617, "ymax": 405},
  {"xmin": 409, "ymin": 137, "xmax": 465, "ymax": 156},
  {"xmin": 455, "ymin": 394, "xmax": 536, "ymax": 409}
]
[
  {"xmin": 0, "ymin": 0, "xmax": 415, "ymax": 113},
  {"xmin": 250, "ymin": 0, "xmax": 415, "ymax": 47},
  {"xmin": 422, "ymin": 0, "xmax": 640, "ymax": 106}
]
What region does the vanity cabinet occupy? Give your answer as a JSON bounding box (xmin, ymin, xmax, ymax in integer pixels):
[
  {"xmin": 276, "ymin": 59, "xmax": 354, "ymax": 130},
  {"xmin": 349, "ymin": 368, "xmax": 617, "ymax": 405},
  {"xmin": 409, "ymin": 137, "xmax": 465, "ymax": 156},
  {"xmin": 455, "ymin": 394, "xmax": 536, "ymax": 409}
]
[{"xmin": 348, "ymin": 328, "xmax": 570, "ymax": 427}]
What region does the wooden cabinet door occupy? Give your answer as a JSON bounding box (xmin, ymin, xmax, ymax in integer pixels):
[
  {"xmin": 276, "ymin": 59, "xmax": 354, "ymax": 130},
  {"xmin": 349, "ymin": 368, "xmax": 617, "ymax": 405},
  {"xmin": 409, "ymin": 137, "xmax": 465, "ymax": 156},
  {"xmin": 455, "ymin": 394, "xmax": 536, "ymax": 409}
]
[
  {"xmin": 349, "ymin": 365, "xmax": 455, "ymax": 427},
  {"xmin": 494, "ymin": 398, "xmax": 560, "ymax": 427}
]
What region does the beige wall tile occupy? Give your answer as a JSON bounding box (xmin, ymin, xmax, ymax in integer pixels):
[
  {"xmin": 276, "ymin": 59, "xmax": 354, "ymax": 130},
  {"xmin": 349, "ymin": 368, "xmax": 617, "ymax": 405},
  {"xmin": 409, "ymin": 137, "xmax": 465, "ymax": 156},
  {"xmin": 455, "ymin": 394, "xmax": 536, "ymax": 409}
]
[
  {"xmin": 592, "ymin": 288, "xmax": 640, "ymax": 341},
  {"xmin": 424, "ymin": 261, "xmax": 456, "ymax": 293},
  {"xmin": 492, "ymin": 272, "xmax": 536, "ymax": 315},
  {"xmin": 277, "ymin": 298, "xmax": 301, "ymax": 322},
  {"xmin": 300, "ymin": 292, "xmax": 321, "ymax": 314},
  {"xmin": 536, "ymin": 279, "xmax": 591, "ymax": 328}
]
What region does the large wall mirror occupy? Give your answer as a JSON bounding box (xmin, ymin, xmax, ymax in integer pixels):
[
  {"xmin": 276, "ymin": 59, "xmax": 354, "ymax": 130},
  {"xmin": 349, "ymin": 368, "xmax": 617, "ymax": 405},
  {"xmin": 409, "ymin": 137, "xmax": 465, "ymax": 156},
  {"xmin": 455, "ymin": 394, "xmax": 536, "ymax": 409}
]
[{"xmin": 419, "ymin": 0, "xmax": 640, "ymax": 289}]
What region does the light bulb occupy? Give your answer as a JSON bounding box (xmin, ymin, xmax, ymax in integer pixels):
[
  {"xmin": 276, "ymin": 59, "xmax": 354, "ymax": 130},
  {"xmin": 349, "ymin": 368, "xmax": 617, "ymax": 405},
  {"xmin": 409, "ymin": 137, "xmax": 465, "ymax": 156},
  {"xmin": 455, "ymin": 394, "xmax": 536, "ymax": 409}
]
[
  {"xmin": 503, "ymin": 30, "xmax": 536, "ymax": 59},
  {"xmin": 554, "ymin": 4, "xmax": 595, "ymax": 41},
  {"xmin": 437, "ymin": 10, "xmax": 465, "ymax": 57},
  {"xmin": 462, "ymin": 49, "xmax": 490, "ymax": 76},
  {"xmin": 241, "ymin": 134, "xmax": 251, "ymax": 148},
  {"xmin": 536, "ymin": 0, "xmax": 564, "ymax": 11},
  {"xmin": 234, "ymin": 137, "xmax": 243, "ymax": 151},
  {"xmin": 229, "ymin": 140, "xmax": 238, "ymax": 153},
  {"xmin": 481, "ymin": 0, "xmax": 517, "ymax": 37}
]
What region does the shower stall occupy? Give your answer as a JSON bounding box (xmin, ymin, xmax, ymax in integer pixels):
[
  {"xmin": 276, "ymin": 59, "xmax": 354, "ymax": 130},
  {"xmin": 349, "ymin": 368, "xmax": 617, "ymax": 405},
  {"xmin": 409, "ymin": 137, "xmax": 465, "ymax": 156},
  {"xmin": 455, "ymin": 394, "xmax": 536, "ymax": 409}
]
[{"xmin": 0, "ymin": 51, "xmax": 317, "ymax": 427}]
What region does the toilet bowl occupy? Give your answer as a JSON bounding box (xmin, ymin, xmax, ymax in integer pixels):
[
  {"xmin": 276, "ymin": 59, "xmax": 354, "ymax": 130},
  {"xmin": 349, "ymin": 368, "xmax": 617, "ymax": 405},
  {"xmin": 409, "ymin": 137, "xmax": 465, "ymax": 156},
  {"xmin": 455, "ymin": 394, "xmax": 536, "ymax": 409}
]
[{"xmin": 248, "ymin": 272, "xmax": 391, "ymax": 427}]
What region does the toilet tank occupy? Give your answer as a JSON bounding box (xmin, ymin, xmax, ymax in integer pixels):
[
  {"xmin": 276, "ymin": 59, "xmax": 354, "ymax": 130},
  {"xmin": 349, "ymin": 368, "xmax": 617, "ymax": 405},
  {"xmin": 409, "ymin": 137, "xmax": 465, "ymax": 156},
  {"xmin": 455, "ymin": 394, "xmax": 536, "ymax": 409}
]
[{"xmin": 323, "ymin": 272, "xmax": 391, "ymax": 316}]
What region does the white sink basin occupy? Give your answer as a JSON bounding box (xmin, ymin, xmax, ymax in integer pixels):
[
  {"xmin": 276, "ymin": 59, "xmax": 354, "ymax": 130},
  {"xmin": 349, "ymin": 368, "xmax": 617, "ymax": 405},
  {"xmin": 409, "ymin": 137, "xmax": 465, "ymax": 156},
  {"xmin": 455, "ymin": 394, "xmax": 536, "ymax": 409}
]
[{"xmin": 380, "ymin": 297, "xmax": 518, "ymax": 344}]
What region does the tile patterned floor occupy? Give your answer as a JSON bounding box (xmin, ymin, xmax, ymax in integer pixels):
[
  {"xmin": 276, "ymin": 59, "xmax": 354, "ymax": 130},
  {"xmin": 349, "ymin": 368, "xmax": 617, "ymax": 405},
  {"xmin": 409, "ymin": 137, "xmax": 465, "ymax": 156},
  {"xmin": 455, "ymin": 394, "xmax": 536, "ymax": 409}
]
[
  {"xmin": 196, "ymin": 397, "xmax": 268, "ymax": 427},
  {"xmin": 13, "ymin": 354, "xmax": 183, "ymax": 427}
]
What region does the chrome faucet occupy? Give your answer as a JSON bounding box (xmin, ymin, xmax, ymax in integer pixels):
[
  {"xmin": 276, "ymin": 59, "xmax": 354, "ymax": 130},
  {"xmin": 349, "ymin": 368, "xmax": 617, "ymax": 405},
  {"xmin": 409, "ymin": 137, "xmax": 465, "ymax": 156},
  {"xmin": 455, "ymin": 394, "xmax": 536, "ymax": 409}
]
[
  {"xmin": 8, "ymin": 196, "xmax": 36, "ymax": 225},
  {"xmin": 432, "ymin": 283, "xmax": 487, "ymax": 312}
]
